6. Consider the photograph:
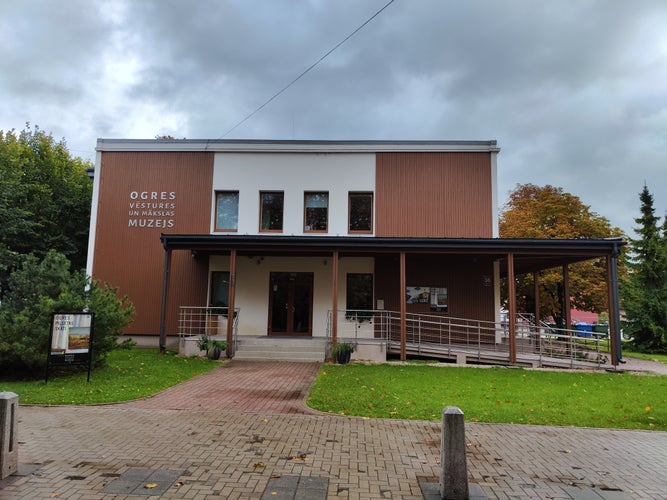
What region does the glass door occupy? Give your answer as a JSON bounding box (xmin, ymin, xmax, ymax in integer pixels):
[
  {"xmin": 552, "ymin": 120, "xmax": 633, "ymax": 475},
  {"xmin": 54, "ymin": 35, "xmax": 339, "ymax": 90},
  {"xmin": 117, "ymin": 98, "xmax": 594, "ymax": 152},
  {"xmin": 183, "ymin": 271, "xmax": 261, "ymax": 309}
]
[{"xmin": 269, "ymin": 272, "xmax": 313, "ymax": 336}]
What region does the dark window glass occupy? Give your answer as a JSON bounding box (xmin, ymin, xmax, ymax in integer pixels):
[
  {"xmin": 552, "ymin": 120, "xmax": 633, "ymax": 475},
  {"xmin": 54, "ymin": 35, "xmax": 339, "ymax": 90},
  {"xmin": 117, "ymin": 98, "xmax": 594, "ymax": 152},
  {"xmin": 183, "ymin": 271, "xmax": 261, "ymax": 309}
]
[
  {"xmin": 210, "ymin": 271, "xmax": 230, "ymax": 308},
  {"xmin": 346, "ymin": 273, "xmax": 373, "ymax": 310},
  {"xmin": 304, "ymin": 192, "xmax": 328, "ymax": 232},
  {"xmin": 260, "ymin": 191, "xmax": 284, "ymax": 231},
  {"xmin": 349, "ymin": 192, "xmax": 373, "ymax": 232}
]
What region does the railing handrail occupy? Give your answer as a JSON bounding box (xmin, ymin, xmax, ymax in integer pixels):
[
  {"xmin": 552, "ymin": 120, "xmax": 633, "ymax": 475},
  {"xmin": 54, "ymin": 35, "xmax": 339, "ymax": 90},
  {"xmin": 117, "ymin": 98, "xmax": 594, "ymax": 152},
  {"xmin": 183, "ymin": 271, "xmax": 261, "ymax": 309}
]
[{"xmin": 328, "ymin": 308, "xmax": 608, "ymax": 367}]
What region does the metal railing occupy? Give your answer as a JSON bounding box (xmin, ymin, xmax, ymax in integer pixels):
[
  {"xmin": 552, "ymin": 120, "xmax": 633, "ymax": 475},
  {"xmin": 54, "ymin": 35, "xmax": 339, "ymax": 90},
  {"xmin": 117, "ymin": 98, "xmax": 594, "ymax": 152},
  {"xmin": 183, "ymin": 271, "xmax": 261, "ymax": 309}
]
[
  {"xmin": 327, "ymin": 309, "xmax": 609, "ymax": 368},
  {"xmin": 178, "ymin": 306, "xmax": 240, "ymax": 351}
]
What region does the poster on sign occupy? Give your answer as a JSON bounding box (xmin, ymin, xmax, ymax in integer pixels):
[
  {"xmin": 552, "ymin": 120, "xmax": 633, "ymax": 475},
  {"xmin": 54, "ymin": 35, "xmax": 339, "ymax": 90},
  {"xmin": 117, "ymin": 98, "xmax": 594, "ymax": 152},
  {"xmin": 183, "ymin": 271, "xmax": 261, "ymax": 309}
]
[{"xmin": 46, "ymin": 312, "xmax": 95, "ymax": 382}]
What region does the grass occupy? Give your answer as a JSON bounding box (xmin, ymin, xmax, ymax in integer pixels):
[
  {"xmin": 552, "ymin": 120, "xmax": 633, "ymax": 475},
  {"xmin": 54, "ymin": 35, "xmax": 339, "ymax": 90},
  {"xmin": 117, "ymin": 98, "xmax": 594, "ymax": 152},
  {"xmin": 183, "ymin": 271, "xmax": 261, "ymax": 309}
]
[
  {"xmin": 0, "ymin": 349, "xmax": 219, "ymax": 405},
  {"xmin": 4, "ymin": 348, "xmax": 665, "ymax": 431},
  {"xmin": 307, "ymin": 363, "xmax": 667, "ymax": 431}
]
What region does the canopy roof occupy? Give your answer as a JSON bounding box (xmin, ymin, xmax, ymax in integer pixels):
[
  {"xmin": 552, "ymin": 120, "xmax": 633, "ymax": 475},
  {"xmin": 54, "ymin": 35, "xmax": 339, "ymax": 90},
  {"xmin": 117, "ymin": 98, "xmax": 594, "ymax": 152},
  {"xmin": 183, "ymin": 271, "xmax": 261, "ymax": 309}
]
[{"xmin": 160, "ymin": 234, "xmax": 625, "ymax": 276}]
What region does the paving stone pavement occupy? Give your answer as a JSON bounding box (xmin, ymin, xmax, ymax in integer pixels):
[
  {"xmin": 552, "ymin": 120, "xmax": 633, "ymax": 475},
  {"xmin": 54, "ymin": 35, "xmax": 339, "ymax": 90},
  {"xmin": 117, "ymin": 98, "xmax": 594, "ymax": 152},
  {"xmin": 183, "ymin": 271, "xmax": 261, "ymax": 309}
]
[{"xmin": 1, "ymin": 360, "xmax": 666, "ymax": 499}]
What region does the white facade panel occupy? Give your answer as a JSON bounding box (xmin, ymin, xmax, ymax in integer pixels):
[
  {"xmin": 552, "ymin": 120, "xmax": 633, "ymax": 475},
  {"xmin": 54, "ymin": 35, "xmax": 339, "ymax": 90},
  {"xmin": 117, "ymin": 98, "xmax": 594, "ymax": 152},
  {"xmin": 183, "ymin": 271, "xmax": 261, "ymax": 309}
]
[
  {"xmin": 211, "ymin": 152, "xmax": 375, "ymax": 236},
  {"xmin": 208, "ymin": 255, "xmax": 374, "ymax": 337}
]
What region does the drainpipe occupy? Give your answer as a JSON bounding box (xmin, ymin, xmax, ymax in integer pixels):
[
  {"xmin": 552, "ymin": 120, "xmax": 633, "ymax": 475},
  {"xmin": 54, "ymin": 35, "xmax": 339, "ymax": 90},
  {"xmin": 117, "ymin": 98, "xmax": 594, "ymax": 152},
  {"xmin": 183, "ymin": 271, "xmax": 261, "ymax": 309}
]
[{"xmin": 159, "ymin": 246, "xmax": 172, "ymax": 354}]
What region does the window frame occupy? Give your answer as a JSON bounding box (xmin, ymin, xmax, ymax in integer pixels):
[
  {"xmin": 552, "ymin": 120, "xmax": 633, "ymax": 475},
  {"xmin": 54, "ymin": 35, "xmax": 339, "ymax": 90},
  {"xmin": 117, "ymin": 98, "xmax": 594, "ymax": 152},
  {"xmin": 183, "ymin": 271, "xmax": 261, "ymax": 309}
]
[
  {"xmin": 303, "ymin": 191, "xmax": 329, "ymax": 233},
  {"xmin": 214, "ymin": 190, "xmax": 239, "ymax": 232},
  {"xmin": 348, "ymin": 191, "xmax": 373, "ymax": 234},
  {"xmin": 259, "ymin": 191, "xmax": 284, "ymax": 233}
]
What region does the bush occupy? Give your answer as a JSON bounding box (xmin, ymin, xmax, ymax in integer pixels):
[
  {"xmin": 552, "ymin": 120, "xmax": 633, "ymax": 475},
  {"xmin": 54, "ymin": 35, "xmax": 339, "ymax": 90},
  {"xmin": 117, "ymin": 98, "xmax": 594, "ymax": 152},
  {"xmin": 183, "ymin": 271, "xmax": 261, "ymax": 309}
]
[{"xmin": 0, "ymin": 251, "xmax": 135, "ymax": 374}]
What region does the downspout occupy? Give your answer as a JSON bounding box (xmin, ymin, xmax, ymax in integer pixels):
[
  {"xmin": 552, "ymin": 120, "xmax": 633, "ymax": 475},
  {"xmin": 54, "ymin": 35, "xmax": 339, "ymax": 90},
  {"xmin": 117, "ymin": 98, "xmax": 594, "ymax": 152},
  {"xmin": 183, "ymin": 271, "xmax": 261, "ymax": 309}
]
[
  {"xmin": 610, "ymin": 242, "xmax": 625, "ymax": 365},
  {"xmin": 159, "ymin": 245, "xmax": 172, "ymax": 354}
]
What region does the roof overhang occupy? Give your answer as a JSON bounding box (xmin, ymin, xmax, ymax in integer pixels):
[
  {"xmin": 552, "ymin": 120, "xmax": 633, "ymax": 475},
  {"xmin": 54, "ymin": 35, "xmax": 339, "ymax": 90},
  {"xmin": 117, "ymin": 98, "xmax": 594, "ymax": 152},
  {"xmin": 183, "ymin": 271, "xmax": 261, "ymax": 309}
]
[
  {"xmin": 160, "ymin": 234, "xmax": 625, "ymax": 276},
  {"xmin": 97, "ymin": 139, "xmax": 500, "ymax": 154}
]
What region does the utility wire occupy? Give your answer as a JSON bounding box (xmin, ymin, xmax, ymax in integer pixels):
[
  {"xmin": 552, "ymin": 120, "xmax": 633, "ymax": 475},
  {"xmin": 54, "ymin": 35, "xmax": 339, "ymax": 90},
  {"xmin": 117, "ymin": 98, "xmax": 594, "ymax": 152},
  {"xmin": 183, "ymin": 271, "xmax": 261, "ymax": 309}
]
[{"xmin": 218, "ymin": 0, "xmax": 396, "ymax": 139}]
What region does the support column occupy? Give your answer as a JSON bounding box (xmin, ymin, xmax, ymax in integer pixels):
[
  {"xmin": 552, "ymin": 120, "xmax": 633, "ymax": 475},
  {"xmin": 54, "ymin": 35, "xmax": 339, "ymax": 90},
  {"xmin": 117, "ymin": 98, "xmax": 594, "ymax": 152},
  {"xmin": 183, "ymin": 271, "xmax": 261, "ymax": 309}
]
[
  {"xmin": 226, "ymin": 249, "xmax": 237, "ymax": 357},
  {"xmin": 563, "ymin": 264, "xmax": 572, "ymax": 356},
  {"xmin": 507, "ymin": 253, "xmax": 516, "ymax": 364},
  {"xmin": 400, "ymin": 251, "xmax": 407, "ymax": 361},
  {"xmin": 563, "ymin": 265, "xmax": 572, "ymax": 330},
  {"xmin": 533, "ymin": 271, "xmax": 541, "ymax": 350},
  {"xmin": 533, "ymin": 271, "xmax": 540, "ymax": 324},
  {"xmin": 159, "ymin": 247, "xmax": 172, "ymax": 354},
  {"xmin": 332, "ymin": 249, "xmax": 339, "ymax": 347},
  {"xmin": 607, "ymin": 251, "xmax": 622, "ymax": 366}
]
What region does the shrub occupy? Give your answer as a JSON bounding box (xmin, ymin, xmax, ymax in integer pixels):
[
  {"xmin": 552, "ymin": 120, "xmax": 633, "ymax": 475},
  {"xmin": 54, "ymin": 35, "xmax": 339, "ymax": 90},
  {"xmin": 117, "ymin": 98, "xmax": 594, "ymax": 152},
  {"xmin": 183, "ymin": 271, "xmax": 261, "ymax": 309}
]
[{"xmin": 0, "ymin": 251, "xmax": 135, "ymax": 374}]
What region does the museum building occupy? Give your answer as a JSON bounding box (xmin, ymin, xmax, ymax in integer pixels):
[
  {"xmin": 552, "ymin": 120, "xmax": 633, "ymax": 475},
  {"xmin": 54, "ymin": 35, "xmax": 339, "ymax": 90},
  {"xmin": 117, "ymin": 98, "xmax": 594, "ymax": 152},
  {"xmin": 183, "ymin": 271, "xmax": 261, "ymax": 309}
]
[{"xmin": 86, "ymin": 139, "xmax": 624, "ymax": 365}]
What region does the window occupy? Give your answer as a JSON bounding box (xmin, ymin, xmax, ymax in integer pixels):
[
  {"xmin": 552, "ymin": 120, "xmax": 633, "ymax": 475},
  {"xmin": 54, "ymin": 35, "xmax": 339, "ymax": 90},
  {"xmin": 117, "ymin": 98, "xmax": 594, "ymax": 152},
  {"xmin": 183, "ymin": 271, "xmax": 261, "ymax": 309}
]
[
  {"xmin": 210, "ymin": 271, "xmax": 230, "ymax": 308},
  {"xmin": 215, "ymin": 191, "xmax": 239, "ymax": 231},
  {"xmin": 346, "ymin": 273, "xmax": 373, "ymax": 310},
  {"xmin": 348, "ymin": 192, "xmax": 373, "ymax": 233},
  {"xmin": 304, "ymin": 192, "xmax": 328, "ymax": 232},
  {"xmin": 260, "ymin": 191, "xmax": 284, "ymax": 232}
]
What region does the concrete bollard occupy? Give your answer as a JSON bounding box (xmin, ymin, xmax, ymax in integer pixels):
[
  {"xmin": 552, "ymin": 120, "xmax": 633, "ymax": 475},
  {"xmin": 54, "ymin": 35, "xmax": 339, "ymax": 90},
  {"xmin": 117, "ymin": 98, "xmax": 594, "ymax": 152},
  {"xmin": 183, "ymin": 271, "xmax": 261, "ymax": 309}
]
[
  {"xmin": 440, "ymin": 406, "xmax": 469, "ymax": 500},
  {"xmin": 0, "ymin": 392, "xmax": 18, "ymax": 479}
]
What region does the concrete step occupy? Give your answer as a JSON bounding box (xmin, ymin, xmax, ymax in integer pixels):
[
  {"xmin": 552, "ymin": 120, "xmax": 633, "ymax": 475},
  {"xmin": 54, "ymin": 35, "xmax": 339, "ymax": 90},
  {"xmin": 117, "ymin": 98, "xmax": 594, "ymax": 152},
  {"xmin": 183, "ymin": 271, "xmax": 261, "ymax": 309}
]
[{"xmin": 234, "ymin": 336, "xmax": 327, "ymax": 362}]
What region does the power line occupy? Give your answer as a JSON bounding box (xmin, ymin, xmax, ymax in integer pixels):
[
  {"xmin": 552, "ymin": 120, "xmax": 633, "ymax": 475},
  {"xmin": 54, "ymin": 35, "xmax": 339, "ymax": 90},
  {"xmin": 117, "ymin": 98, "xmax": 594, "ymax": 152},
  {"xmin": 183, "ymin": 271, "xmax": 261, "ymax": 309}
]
[{"xmin": 218, "ymin": 0, "xmax": 396, "ymax": 139}]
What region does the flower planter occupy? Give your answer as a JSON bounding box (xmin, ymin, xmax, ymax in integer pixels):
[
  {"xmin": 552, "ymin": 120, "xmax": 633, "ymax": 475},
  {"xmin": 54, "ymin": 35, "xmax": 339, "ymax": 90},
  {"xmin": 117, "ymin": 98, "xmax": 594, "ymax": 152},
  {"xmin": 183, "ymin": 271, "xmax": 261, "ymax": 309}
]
[{"xmin": 336, "ymin": 350, "xmax": 352, "ymax": 364}]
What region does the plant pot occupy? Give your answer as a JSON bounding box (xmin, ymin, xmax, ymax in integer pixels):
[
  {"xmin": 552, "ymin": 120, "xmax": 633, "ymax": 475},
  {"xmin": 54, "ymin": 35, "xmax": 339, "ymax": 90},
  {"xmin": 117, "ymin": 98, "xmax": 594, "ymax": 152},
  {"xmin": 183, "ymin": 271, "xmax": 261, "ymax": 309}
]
[
  {"xmin": 336, "ymin": 350, "xmax": 352, "ymax": 364},
  {"xmin": 208, "ymin": 346, "xmax": 222, "ymax": 360}
]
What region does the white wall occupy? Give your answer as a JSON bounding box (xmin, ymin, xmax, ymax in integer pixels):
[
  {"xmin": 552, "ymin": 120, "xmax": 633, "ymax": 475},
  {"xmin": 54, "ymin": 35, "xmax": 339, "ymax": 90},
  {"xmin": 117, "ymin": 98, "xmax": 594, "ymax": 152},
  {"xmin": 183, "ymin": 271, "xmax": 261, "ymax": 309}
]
[
  {"xmin": 208, "ymin": 255, "xmax": 374, "ymax": 337},
  {"xmin": 212, "ymin": 152, "xmax": 375, "ymax": 236}
]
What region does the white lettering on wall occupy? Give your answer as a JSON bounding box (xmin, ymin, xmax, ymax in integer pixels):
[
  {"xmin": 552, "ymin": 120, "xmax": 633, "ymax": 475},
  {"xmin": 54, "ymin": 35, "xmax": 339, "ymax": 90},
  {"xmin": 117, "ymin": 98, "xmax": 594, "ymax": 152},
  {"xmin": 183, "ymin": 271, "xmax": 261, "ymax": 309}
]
[{"xmin": 127, "ymin": 191, "xmax": 177, "ymax": 229}]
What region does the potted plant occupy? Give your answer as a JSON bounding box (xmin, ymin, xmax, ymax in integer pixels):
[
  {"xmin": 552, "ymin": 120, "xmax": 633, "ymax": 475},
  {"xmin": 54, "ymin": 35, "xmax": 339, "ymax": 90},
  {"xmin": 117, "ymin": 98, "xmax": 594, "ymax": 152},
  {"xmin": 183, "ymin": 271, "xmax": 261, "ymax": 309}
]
[
  {"xmin": 331, "ymin": 341, "xmax": 355, "ymax": 364},
  {"xmin": 208, "ymin": 339, "xmax": 228, "ymax": 360},
  {"xmin": 197, "ymin": 335, "xmax": 227, "ymax": 360}
]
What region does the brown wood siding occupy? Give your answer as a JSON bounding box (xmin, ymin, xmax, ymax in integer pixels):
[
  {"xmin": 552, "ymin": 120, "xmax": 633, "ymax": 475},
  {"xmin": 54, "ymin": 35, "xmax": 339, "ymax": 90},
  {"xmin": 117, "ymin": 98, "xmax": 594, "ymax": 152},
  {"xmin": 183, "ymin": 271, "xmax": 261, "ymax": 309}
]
[
  {"xmin": 92, "ymin": 152, "xmax": 213, "ymax": 335},
  {"xmin": 375, "ymin": 152, "xmax": 493, "ymax": 237},
  {"xmin": 374, "ymin": 253, "xmax": 495, "ymax": 322}
]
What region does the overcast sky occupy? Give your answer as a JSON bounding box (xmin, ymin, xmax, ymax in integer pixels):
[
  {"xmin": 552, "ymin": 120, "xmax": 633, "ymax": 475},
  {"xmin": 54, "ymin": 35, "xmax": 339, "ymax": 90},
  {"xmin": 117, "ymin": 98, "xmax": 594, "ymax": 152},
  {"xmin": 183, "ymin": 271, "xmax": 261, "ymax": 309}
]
[{"xmin": 1, "ymin": 0, "xmax": 666, "ymax": 236}]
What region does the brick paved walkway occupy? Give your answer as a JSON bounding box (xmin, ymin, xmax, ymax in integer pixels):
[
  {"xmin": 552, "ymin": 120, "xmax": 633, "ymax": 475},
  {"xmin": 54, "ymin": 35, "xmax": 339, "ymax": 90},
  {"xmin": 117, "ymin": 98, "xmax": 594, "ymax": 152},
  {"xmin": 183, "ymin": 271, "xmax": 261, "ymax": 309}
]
[{"xmin": 2, "ymin": 360, "xmax": 666, "ymax": 499}]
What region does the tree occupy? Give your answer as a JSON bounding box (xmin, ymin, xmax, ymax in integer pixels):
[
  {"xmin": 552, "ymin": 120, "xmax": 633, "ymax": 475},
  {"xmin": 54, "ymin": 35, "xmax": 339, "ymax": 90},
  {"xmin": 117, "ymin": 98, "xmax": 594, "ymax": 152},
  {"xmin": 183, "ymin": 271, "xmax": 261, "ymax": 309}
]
[
  {"xmin": 622, "ymin": 185, "xmax": 667, "ymax": 352},
  {"xmin": 0, "ymin": 251, "xmax": 135, "ymax": 374},
  {"xmin": 499, "ymin": 184, "xmax": 625, "ymax": 326},
  {"xmin": 0, "ymin": 124, "xmax": 93, "ymax": 297}
]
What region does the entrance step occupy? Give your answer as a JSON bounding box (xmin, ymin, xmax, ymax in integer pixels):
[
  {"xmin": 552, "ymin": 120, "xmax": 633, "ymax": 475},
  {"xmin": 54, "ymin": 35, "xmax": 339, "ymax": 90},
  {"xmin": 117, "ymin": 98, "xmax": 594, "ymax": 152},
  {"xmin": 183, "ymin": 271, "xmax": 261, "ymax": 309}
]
[{"xmin": 234, "ymin": 336, "xmax": 327, "ymax": 362}]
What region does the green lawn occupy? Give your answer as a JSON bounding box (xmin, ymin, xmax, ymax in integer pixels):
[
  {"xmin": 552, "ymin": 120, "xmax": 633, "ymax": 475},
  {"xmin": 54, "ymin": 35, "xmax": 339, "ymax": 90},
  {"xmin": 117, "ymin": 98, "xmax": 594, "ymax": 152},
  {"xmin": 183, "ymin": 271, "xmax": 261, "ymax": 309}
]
[
  {"xmin": 307, "ymin": 363, "xmax": 667, "ymax": 431},
  {"xmin": 4, "ymin": 350, "xmax": 665, "ymax": 431},
  {"xmin": 0, "ymin": 349, "xmax": 219, "ymax": 405}
]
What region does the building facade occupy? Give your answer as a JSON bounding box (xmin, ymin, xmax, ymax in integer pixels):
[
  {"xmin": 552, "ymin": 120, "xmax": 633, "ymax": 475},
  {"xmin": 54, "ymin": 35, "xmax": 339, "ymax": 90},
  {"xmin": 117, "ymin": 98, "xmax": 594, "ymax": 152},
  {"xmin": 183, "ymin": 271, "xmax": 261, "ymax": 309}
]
[{"xmin": 87, "ymin": 139, "xmax": 623, "ymax": 365}]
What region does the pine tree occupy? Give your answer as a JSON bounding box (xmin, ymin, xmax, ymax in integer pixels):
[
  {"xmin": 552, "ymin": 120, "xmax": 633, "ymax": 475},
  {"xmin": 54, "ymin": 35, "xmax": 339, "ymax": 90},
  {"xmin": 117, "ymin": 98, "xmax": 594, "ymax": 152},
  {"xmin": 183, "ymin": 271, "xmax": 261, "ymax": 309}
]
[{"xmin": 622, "ymin": 185, "xmax": 667, "ymax": 352}]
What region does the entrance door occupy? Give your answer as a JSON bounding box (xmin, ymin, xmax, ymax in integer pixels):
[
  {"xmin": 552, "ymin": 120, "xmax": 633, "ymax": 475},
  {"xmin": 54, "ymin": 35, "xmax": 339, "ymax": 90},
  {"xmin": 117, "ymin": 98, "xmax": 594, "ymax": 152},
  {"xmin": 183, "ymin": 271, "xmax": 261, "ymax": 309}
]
[{"xmin": 269, "ymin": 272, "xmax": 313, "ymax": 336}]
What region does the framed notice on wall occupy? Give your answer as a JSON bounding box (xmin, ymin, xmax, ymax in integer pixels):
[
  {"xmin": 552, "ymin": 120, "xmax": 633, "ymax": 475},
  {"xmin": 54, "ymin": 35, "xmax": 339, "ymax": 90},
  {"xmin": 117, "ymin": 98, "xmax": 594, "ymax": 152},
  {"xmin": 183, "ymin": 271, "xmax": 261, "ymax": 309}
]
[
  {"xmin": 46, "ymin": 312, "xmax": 95, "ymax": 382},
  {"xmin": 406, "ymin": 286, "xmax": 430, "ymax": 304}
]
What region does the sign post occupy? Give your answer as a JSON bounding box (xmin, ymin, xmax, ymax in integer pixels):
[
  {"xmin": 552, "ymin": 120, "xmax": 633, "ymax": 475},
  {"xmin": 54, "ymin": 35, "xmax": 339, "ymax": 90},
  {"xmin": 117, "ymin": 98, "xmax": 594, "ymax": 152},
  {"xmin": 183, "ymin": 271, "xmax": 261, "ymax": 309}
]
[{"xmin": 45, "ymin": 312, "xmax": 95, "ymax": 383}]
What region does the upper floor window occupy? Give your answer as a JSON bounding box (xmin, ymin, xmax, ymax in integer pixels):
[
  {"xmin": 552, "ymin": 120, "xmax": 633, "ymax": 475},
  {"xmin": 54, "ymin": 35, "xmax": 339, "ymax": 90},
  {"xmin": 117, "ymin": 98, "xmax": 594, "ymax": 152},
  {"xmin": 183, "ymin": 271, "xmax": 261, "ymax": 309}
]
[
  {"xmin": 215, "ymin": 191, "xmax": 239, "ymax": 231},
  {"xmin": 304, "ymin": 191, "xmax": 328, "ymax": 232},
  {"xmin": 349, "ymin": 192, "xmax": 373, "ymax": 233},
  {"xmin": 260, "ymin": 191, "xmax": 284, "ymax": 232}
]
